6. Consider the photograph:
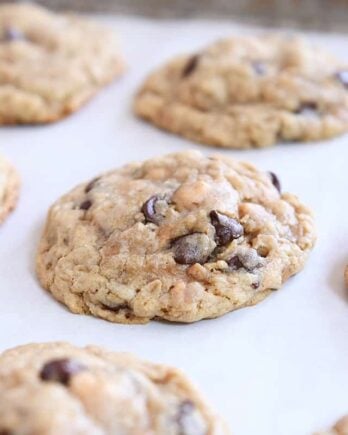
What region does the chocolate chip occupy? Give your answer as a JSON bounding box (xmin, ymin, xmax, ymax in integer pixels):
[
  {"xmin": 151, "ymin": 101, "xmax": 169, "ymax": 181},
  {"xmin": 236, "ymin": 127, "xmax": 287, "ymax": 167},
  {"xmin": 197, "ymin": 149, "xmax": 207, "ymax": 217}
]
[
  {"xmin": 80, "ymin": 200, "xmax": 92, "ymax": 210},
  {"xmin": 141, "ymin": 195, "xmax": 161, "ymax": 224},
  {"xmin": 251, "ymin": 281, "xmax": 259, "ymax": 289},
  {"xmin": 2, "ymin": 27, "xmax": 24, "ymax": 42},
  {"xmin": 210, "ymin": 210, "xmax": 243, "ymax": 246},
  {"xmin": 182, "ymin": 55, "xmax": 199, "ymax": 77},
  {"xmin": 294, "ymin": 102, "xmax": 317, "ymax": 115},
  {"xmin": 40, "ymin": 358, "xmax": 85, "ymax": 385},
  {"xmin": 173, "ymin": 233, "xmax": 214, "ymax": 265},
  {"xmin": 335, "ymin": 70, "xmax": 348, "ymax": 88},
  {"xmin": 0, "ymin": 430, "xmax": 12, "ymax": 435},
  {"xmin": 252, "ymin": 61, "xmax": 267, "ymax": 75},
  {"xmin": 176, "ymin": 400, "xmax": 196, "ymax": 432},
  {"xmin": 268, "ymin": 171, "xmax": 281, "ymax": 193},
  {"xmin": 227, "ymin": 255, "xmax": 244, "ymax": 270},
  {"xmin": 227, "ymin": 249, "xmax": 261, "ymax": 272},
  {"xmin": 84, "ymin": 177, "xmax": 100, "ymax": 193}
]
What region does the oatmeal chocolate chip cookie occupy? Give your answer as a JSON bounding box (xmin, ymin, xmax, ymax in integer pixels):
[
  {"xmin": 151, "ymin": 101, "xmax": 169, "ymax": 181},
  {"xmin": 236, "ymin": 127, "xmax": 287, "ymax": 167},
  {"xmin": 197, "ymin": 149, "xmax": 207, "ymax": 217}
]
[
  {"xmin": 0, "ymin": 155, "xmax": 20, "ymax": 224},
  {"xmin": 0, "ymin": 342, "xmax": 227, "ymax": 434},
  {"xmin": 316, "ymin": 415, "xmax": 348, "ymax": 434},
  {"xmin": 36, "ymin": 150, "xmax": 316, "ymax": 323},
  {"xmin": 0, "ymin": 3, "xmax": 124, "ymax": 124},
  {"xmin": 134, "ymin": 35, "xmax": 348, "ymax": 149}
]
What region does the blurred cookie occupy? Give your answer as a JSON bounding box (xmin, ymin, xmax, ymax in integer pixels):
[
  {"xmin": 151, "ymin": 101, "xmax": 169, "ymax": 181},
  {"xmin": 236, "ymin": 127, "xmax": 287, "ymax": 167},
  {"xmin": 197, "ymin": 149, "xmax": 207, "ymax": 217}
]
[
  {"xmin": 36, "ymin": 150, "xmax": 316, "ymax": 323},
  {"xmin": 0, "ymin": 342, "xmax": 228, "ymax": 434},
  {"xmin": 134, "ymin": 35, "xmax": 348, "ymax": 149},
  {"xmin": 0, "ymin": 154, "xmax": 19, "ymax": 223},
  {"xmin": 316, "ymin": 415, "xmax": 348, "ymax": 434},
  {"xmin": 0, "ymin": 3, "xmax": 124, "ymax": 124}
]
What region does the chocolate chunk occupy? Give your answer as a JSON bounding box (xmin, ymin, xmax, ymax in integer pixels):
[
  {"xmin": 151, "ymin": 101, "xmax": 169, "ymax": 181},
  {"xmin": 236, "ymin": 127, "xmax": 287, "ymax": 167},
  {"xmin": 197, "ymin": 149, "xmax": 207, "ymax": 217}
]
[
  {"xmin": 295, "ymin": 102, "xmax": 317, "ymax": 115},
  {"xmin": 141, "ymin": 195, "xmax": 161, "ymax": 224},
  {"xmin": 182, "ymin": 55, "xmax": 199, "ymax": 77},
  {"xmin": 80, "ymin": 200, "xmax": 92, "ymax": 210},
  {"xmin": 173, "ymin": 233, "xmax": 214, "ymax": 265},
  {"xmin": 3, "ymin": 27, "xmax": 24, "ymax": 42},
  {"xmin": 227, "ymin": 255, "xmax": 244, "ymax": 270},
  {"xmin": 268, "ymin": 171, "xmax": 281, "ymax": 193},
  {"xmin": 252, "ymin": 61, "xmax": 267, "ymax": 75},
  {"xmin": 251, "ymin": 281, "xmax": 260, "ymax": 289},
  {"xmin": 335, "ymin": 70, "xmax": 348, "ymax": 88},
  {"xmin": 40, "ymin": 358, "xmax": 85, "ymax": 385},
  {"xmin": 84, "ymin": 177, "xmax": 100, "ymax": 193},
  {"xmin": 210, "ymin": 210, "xmax": 243, "ymax": 246}
]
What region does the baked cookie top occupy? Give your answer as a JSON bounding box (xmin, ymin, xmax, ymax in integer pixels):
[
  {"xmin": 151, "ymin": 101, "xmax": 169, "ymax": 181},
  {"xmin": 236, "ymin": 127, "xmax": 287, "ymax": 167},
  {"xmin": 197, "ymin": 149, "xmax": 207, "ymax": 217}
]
[
  {"xmin": 37, "ymin": 150, "xmax": 316, "ymax": 323},
  {"xmin": 134, "ymin": 35, "xmax": 348, "ymax": 149},
  {"xmin": 0, "ymin": 154, "xmax": 20, "ymax": 224},
  {"xmin": 0, "ymin": 3, "xmax": 124, "ymax": 124},
  {"xmin": 0, "ymin": 342, "xmax": 227, "ymax": 434}
]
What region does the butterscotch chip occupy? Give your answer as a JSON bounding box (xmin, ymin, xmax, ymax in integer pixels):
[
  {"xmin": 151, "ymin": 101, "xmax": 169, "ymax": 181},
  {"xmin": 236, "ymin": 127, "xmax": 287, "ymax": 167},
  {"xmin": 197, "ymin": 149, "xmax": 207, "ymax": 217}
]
[
  {"xmin": 0, "ymin": 3, "xmax": 124, "ymax": 124},
  {"xmin": 134, "ymin": 35, "xmax": 348, "ymax": 149}
]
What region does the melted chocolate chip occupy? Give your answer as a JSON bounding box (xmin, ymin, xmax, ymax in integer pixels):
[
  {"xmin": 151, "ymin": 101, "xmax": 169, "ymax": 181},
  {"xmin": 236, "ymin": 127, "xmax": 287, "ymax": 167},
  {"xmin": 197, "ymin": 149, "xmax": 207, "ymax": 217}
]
[
  {"xmin": 141, "ymin": 195, "xmax": 161, "ymax": 224},
  {"xmin": 40, "ymin": 358, "xmax": 85, "ymax": 385},
  {"xmin": 335, "ymin": 70, "xmax": 348, "ymax": 88},
  {"xmin": 3, "ymin": 27, "xmax": 24, "ymax": 42},
  {"xmin": 85, "ymin": 177, "xmax": 100, "ymax": 193},
  {"xmin": 268, "ymin": 171, "xmax": 281, "ymax": 193},
  {"xmin": 182, "ymin": 55, "xmax": 199, "ymax": 77},
  {"xmin": 295, "ymin": 102, "xmax": 317, "ymax": 115},
  {"xmin": 173, "ymin": 233, "xmax": 213, "ymax": 265},
  {"xmin": 227, "ymin": 255, "xmax": 244, "ymax": 270},
  {"xmin": 210, "ymin": 210, "xmax": 243, "ymax": 246},
  {"xmin": 80, "ymin": 200, "xmax": 92, "ymax": 210},
  {"xmin": 176, "ymin": 400, "xmax": 196, "ymax": 432}
]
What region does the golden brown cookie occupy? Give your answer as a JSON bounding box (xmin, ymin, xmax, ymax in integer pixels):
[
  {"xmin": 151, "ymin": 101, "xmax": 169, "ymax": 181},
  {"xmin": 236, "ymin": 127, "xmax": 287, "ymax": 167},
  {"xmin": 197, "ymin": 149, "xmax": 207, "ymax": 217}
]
[
  {"xmin": 0, "ymin": 3, "xmax": 124, "ymax": 124},
  {"xmin": 36, "ymin": 150, "xmax": 316, "ymax": 324},
  {"xmin": 0, "ymin": 342, "xmax": 228, "ymax": 434},
  {"xmin": 134, "ymin": 35, "xmax": 348, "ymax": 149}
]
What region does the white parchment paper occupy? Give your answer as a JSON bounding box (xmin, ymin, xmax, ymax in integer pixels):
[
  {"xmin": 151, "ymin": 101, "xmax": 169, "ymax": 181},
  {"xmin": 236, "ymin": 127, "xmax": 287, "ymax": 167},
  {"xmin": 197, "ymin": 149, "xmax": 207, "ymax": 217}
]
[{"xmin": 1, "ymin": 16, "xmax": 347, "ymax": 435}]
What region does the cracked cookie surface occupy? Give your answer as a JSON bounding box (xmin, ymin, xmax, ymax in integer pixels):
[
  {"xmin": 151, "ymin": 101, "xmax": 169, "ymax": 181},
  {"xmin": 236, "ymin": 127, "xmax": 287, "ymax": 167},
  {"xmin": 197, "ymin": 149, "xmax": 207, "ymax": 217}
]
[
  {"xmin": 0, "ymin": 342, "xmax": 227, "ymax": 434},
  {"xmin": 0, "ymin": 3, "xmax": 124, "ymax": 124},
  {"xmin": 134, "ymin": 35, "xmax": 348, "ymax": 149},
  {"xmin": 0, "ymin": 154, "xmax": 20, "ymax": 224},
  {"xmin": 36, "ymin": 150, "xmax": 316, "ymax": 323}
]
